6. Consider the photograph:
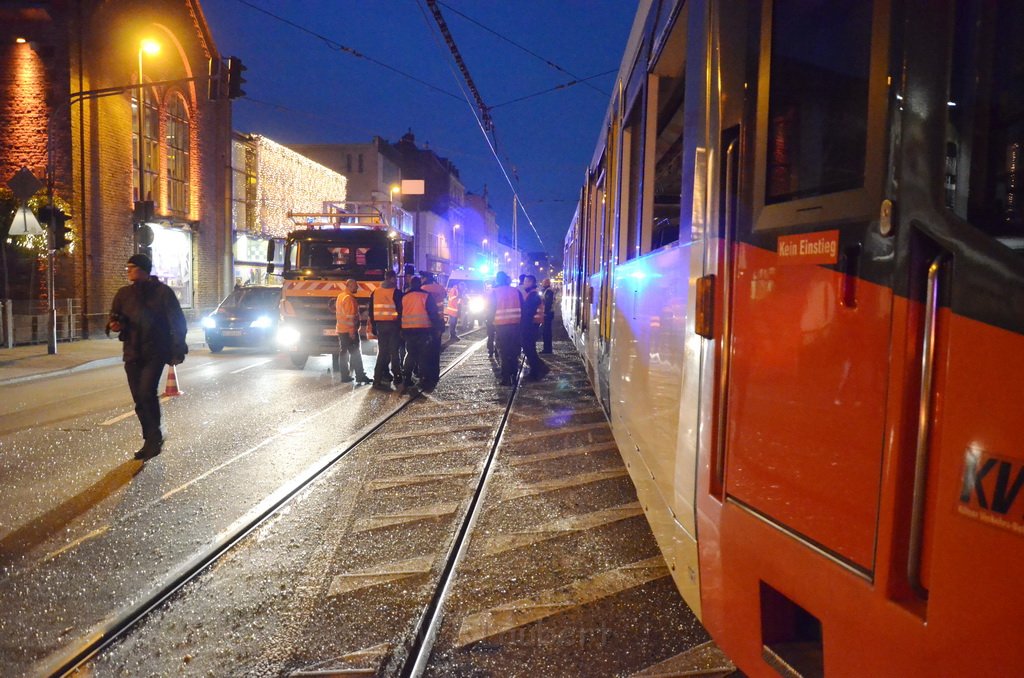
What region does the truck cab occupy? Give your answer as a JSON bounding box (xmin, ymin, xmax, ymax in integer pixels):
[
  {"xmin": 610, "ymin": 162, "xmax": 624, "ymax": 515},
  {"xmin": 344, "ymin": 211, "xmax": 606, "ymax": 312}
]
[{"xmin": 269, "ymin": 201, "xmax": 412, "ymax": 368}]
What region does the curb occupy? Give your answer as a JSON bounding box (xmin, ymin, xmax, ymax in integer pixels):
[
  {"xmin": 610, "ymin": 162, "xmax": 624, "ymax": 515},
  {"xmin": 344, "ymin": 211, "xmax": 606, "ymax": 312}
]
[
  {"xmin": 0, "ymin": 356, "xmax": 124, "ymax": 386},
  {"xmin": 0, "ymin": 340, "xmax": 208, "ymax": 387}
]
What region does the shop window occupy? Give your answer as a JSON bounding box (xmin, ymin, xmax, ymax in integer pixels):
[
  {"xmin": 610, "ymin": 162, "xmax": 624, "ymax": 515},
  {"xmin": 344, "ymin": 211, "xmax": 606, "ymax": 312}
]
[
  {"xmin": 765, "ymin": 0, "xmax": 872, "ymax": 204},
  {"xmin": 166, "ymin": 95, "xmax": 190, "ymax": 216},
  {"xmin": 131, "ymin": 90, "xmax": 160, "ymax": 203},
  {"xmin": 947, "ymin": 0, "xmax": 1024, "ymax": 249}
]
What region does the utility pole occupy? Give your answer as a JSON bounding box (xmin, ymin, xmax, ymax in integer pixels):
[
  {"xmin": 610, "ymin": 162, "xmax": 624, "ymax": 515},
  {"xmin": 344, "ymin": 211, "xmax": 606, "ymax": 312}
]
[
  {"xmin": 45, "ymin": 181, "xmax": 57, "ymax": 354},
  {"xmin": 513, "ymin": 194, "xmax": 518, "ymax": 273}
]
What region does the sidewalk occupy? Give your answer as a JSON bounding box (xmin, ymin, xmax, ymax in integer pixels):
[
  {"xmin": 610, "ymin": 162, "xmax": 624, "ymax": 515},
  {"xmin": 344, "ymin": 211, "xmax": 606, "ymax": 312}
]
[{"xmin": 0, "ymin": 326, "xmax": 208, "ymax": 386}]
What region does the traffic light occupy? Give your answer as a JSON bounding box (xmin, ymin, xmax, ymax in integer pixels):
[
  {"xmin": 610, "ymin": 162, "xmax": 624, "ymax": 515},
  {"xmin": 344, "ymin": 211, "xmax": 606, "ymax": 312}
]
[
  {"xmin": 38, "ymin": 205, "xmax": 72, "ymax": 250},
  {"xmin": 227, "ymin": 56, "xmax": 246, "ymax": 99},
  {"xmin": 207, "ymin": 57, "xmax": 222, "ymax": 100}
]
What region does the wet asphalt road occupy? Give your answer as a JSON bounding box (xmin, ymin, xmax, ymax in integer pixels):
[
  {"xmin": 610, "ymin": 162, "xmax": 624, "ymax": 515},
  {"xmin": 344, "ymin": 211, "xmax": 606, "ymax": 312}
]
[
  {"xmin": 0, "ymin": 332, "xmax": 732, "ymax": 677},
  {"xmin": 0, "ymin": 343, "xmax": 412, "ymax": 676}
]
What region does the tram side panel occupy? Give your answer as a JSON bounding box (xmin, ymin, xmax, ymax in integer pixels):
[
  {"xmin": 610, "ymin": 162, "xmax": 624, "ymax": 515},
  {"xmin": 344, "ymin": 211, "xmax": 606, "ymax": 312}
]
[{"xmin": 609, "ymin": 247, "xmax": 702, "ymax": 614}]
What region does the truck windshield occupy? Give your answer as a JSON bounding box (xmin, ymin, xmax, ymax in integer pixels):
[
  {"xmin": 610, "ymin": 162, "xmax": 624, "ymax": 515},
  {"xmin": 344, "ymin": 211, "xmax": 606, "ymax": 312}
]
[{"xmin": 289, "ymin": 236, "xmax": 391, "ymax": 279}]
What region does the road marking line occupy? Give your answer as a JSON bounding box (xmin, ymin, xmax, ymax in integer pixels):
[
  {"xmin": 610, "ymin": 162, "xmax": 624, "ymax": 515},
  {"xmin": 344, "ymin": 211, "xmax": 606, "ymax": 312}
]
[
  {"xmin": 387, "ymin": 423, "xmax": 492, "ymax": 441},
  {"xmin": 504, "ymin": 421, "xmax": 610, "ymax": 444},
  {"xmin": 230, "ymin": 358, "xmax": 273, "ymax": 374},
  {"xmin": 366, "ymin": 467, "xmax": 477, "ymax": 491},
  {"xmin": 503, "ymin": 468, "xmax": 629, "ymax": 500},
  {"xmin": 406, "ymin": 406, "xmax": 505, "ymax": 424},
  {"xmin": 352, "ymin": 502, "xmax": 460, "ymax": 533},
  {"xmin": 456, "ymin": 556, "xmax": 668, "ymax": 647},
  {"xmin": 328, "ymin": 556, "xmax": 434, "ymax": 596},
  {"xmin": 160, "ymin": 400, "xmax": 347, "ymax": 501},
  {"xmin": 505, "ymin": 440, "xmax": 619, "ymax": 466},
  {"xmin": 44, "ymin": 526, "xmax": 109, "ymax": 561},
  {"xmin": 99, "ymin": 394, "xmax": 175, "ymax": 426},
  {"xmin": 628, "ymin": 641, "xmax": 736, "ymax": 678},
  {"xmin": 479, "ymin": 502, "xmax": 642, "ymax": 556},
  {"xmin": 100, "ymin": 410, "xmax": 137, "ymax": 426},
  {"xmin": 379, "ymin": 441, "xmax": 482, "ymax": 461}
]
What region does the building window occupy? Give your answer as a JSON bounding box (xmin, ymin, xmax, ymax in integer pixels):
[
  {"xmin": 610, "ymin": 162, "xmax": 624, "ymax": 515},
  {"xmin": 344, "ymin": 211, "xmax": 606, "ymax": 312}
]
[
  {"xmin": 358, "ymin": 153, "xmax": 364, "ymax": 173},
  {"xmin": 346, "ymin": 154, "xmax": 352, "ymax": 173},
  {"xmin": 132, "ymin": 90, "xmax": 160, "ymax": 203},
  {"xmin": 166, "ymin": 95, "xmax": 190, "ymax": 216}
]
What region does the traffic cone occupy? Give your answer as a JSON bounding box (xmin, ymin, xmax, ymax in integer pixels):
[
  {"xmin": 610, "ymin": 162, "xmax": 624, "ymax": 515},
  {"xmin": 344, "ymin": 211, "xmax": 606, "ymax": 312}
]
[{"xmin": 163, "ymin": 364, "xmax": 184, "ymax": 396}]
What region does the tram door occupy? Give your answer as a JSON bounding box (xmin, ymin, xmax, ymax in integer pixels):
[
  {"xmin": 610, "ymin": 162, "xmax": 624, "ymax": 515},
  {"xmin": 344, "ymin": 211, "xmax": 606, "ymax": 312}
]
[{"xmin": 722, "ymin": 0, "xmax": 893, "ymax": 572}]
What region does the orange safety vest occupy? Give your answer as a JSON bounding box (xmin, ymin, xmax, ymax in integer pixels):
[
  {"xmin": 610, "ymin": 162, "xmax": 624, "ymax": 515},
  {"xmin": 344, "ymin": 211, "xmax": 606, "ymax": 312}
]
[
  {"xmin": 492, "ymin": 286, "xmax": 522, "ymax": 326},
  {"xmin": 371, "ymin": 287, "xmax": 399, "ymax": 322},
  {"xmin": 335, "ymin": 291, "xmax": 359, "ymax": 333},
  {"xmin": 422, "ymin": 282, "xmax": 446, "ymax": 316},
  {"xmin": 401, "ymin": 290, "xmax": 432, "ymax": 329},
  {"xmin": 445, "ymin": 288, "xmax": 460, "ymax": 317}
]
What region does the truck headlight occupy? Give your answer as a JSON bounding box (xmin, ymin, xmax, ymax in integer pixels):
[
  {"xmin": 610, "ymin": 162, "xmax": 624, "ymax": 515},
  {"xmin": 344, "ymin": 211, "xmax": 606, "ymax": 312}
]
[
  {"xmin": 276, "ymin": 326, "xmax": 301, "ymax": 346},
  {"xmin": 468, "ymin": 296, "xmax": 486, "ymax": 314}
]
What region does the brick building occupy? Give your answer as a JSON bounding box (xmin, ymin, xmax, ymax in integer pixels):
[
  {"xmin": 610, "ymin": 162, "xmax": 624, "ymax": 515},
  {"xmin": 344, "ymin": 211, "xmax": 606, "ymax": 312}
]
[{"xmin": 0, "ymin": 0, "xmax": 233, "ymax": 336}]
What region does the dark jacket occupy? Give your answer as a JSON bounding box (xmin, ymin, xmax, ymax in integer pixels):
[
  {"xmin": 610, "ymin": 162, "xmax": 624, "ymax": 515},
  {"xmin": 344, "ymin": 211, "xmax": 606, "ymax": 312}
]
[
  {"xmin": 542, "ymin": 287, "xmax": 555, "ymax": 317},
  {"xmin": 109, "ymin": 276, "xmax": 188, "ymax": 364},
  {"xmin": 521, "ymin": 288, "xmax": 544, "ymax": 328}
]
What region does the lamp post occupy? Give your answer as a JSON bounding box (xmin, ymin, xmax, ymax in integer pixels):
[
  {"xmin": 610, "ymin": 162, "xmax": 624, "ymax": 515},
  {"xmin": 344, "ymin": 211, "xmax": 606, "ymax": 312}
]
[{"xmin": 136, "ymin": 39, "xmax": 159, "ymax": 209}]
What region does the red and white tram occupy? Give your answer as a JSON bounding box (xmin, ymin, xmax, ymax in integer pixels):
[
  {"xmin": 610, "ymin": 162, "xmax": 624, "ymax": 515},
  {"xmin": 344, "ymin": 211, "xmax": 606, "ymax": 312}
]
[{"xmin": 564, "ymin": 0, "xmax": 1024, "ymax": 675}]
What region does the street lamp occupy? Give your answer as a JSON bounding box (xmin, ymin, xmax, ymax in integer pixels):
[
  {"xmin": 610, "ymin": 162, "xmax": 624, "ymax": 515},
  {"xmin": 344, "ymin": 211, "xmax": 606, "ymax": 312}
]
[
  {"xmin": 137, "ymin": 39, "xmax": 160, "ymax": 206},
  {"xmin": 390, "ymin": 184, "xmax": 401, "ymax": 201}
]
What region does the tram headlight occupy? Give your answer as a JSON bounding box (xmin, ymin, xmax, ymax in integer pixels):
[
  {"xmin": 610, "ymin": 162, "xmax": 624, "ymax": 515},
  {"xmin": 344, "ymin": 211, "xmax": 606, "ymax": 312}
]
[
  {"xmin": 467, "ymin": 295, "xmax": 486, "ymax": 314},
  {"xmin": 276, "ymin": 325, "xmax": 301, "ymax": 346}
]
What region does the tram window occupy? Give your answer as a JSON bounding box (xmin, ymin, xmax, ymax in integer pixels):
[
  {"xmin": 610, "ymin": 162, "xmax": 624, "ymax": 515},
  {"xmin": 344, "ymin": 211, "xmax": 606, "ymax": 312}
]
[
  {"xmin": 947, "ymin": 0, "xmax": 1024, "ymax": 249},
  {"xmin": 765, "ymin": 0, "xmax": 872, "ymax": 204},
  {"xmin": 652, "ymin": 75, "xmax": 685, "ymax": 249},
  {"xmin": 623, "ymin": 99, "xmax": 644, "ymax": 261}
]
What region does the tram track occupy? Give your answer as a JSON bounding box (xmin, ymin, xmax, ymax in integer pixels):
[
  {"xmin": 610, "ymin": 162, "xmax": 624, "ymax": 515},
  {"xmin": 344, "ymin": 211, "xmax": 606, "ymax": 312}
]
[{"xmin": 48, "ymin": 329, "xmax": 496, "ymax": 677}]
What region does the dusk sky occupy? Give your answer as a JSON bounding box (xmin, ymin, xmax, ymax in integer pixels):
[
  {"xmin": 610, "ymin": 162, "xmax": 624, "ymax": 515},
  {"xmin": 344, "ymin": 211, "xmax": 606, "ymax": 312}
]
[{"xmin": 198, "ymin": 0, "xmax": 638, "ymax": 257}]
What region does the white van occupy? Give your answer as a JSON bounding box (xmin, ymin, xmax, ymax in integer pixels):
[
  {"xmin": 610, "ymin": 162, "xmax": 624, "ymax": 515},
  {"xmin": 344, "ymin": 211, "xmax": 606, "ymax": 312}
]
[{"xmin": 446, "ymin": 270, "xmax": 490, "ymax": 327}]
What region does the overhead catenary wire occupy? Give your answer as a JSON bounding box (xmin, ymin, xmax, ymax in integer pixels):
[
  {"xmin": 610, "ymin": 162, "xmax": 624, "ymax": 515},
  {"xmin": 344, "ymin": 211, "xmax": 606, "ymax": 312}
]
[
  {"xmin": 490, "ymin": 69, "xmax": 616, "ymax": 110},
  {"xmin": 231, "ymin": 0, "xmax": 462, "ymax": 102},
  {"xmin": 415, "ymin": 0, "xmax": 546, "ymax": 250},
  {"xmin": 437, "ymin": 0, "xmax": 610, "ymax": 97}
]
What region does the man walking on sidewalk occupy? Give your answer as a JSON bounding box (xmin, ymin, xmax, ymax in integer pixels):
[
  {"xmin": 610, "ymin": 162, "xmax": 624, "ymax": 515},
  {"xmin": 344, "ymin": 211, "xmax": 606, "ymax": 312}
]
[{"xmin": 106, "ymin": 254, "xmax": 188, "ymax": 460}]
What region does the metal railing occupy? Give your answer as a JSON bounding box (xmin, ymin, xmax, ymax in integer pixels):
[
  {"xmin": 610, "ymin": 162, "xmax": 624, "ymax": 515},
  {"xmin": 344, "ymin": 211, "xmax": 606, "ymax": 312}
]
[{"xmin": 0, "ymin": 299, "xmax": 82, "ymax": 348}]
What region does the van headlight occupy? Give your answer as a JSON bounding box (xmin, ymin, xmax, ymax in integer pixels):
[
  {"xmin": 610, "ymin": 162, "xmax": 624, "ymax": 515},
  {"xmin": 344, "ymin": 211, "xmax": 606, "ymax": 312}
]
[
  {"xmin": 468, "ymin": 296, "xmax": 486, "ymax": 314},
  {"xmin": 201, "ymin": 316, "xmax": 217, "ymax": 329},
  {"xmin": 276, "ymin": 326, "xmax": 301, "ymax": 346},
  {"xmin": 251, "ymin": 315, "xmax": 273, "ymax": 329}
]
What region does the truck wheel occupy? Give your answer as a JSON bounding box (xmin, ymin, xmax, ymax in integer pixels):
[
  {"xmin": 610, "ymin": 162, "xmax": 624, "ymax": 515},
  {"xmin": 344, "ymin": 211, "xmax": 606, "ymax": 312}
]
[{"xmin": 290, "ymin": 353, "xmax": 308, "ymax": 369}]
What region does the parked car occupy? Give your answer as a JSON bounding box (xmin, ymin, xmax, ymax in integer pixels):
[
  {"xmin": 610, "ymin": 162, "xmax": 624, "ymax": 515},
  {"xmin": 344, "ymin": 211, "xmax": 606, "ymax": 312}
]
[{"xmin": 201, "ymin": 285, "xmax": 282, "ymax": 353}]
